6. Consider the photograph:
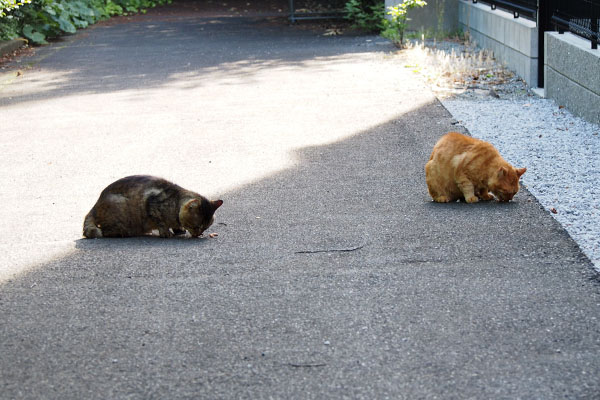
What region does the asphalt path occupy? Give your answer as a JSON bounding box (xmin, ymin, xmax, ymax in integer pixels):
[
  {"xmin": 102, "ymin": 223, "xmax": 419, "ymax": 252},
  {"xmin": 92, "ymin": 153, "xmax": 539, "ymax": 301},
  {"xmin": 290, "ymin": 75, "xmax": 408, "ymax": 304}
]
[{"xmin": 1, "ymin": 2, "xmax": 599, "ymax": 398}]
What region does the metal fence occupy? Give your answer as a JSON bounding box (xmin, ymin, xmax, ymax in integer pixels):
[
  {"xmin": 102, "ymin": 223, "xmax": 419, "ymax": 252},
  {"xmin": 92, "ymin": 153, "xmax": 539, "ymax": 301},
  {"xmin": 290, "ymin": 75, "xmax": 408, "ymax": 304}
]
[
  {"xmin": 472, "ymin": 0, "xmax": 537, "ymax": 20},
  {"xmin": 474, "ymin": 0, "xmax": 599, "ymax": 49},
  {"xmin": 471, "ymin": 0, "xmax": 599, "ymax": 86},
  {"xmin": 548, "ymin": 0, "xmax": 600, "ymax": 50},
  {"xmin": 288, "ymin": 0, "xmax": 347, "ymax": 22}
]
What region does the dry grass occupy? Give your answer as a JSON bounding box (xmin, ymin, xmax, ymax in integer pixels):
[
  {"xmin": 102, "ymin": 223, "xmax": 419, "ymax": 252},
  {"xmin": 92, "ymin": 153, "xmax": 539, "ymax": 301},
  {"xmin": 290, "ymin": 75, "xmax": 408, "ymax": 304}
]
[{"xmin": 398, "ymin": 37, "xmax": 517, "ymax": 98}]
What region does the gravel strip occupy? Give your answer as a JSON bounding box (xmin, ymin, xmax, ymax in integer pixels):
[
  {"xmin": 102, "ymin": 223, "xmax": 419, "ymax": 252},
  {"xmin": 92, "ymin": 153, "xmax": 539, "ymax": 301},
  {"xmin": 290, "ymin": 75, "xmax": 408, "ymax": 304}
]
[
  {"xmin": 399, "ymin": 41, "xmax": 599, "ymax": 271},
  {"xmin": 396, "ymin": 39, "xmax": 600, "ymax": 271},
  {"xmin": 442, "ymin": 97, "xmax": 600, "ymax": 271}
]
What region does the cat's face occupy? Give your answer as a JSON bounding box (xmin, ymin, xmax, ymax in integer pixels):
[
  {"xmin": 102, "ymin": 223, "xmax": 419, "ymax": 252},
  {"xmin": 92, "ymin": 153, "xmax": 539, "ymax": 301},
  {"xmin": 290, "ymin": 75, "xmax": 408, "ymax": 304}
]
[
  {"xmin": 490, "ymin": 167, "xmax": 526, "ymax": 202},
  {"xmin": 179, "ymin": 198, "xmax": 223, "ymax": 237}
]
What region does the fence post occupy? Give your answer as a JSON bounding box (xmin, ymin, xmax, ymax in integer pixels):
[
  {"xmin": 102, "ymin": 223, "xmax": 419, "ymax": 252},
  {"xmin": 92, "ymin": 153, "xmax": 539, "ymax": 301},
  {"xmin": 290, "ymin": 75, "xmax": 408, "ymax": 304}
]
[
  {"xmin": 289, "ymin": 0, "xmax": 295, "ymax": 22},
  {"xmin": 592, "ymin": 4, "xmax": 598, "ymax": 49},
  {"xmin": 537, "ymin": 0, "xmax": 550, "ymax": 88}
]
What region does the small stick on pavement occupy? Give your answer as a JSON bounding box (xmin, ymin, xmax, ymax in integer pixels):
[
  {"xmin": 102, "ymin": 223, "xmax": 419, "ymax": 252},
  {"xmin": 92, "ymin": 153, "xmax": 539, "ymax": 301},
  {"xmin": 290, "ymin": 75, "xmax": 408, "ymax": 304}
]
[
  {"xmin": 286, "ymin": 363, "xmax": 327, "ymax": 368},
  {"xmin": 295, "ymin": 244, "xmax": 365, "ymax": 254}
]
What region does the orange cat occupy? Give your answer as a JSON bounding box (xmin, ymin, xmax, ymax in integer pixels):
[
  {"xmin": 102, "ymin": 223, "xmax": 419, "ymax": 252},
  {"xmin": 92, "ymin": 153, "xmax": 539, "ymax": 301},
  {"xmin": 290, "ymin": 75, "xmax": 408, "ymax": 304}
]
[{"xmin": 425, "ymin": 132, "xmax": 526, "ymax": 203}]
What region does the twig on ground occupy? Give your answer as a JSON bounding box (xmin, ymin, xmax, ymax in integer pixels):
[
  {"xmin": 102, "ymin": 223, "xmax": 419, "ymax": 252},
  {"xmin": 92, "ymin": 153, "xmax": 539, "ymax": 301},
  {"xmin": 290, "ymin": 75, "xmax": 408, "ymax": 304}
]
[
  {"xmin": 286, "ymin": 363, "xmax": 327, "ymax": 368},
  {"xmin": 295, "ymin": 244, "xmax": 365, "ymax": 254}
]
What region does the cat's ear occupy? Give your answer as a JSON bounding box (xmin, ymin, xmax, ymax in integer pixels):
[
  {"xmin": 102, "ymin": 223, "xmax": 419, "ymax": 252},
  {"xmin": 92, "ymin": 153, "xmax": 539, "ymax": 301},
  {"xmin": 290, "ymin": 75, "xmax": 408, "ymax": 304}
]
[
  {"xmin": 212, "ymin": 199, "xmax": 223, "ymax": 210},
  {"xmin": 516, "ymin": 167, "xmax": 527, "ymax": 177},
  {"xmin": 497, "ymin": 166, "xmax": 508, "ymax": 178},
  {"xmin": 185, "ymin": 199, "xmax": 200, "ymax": 209}
]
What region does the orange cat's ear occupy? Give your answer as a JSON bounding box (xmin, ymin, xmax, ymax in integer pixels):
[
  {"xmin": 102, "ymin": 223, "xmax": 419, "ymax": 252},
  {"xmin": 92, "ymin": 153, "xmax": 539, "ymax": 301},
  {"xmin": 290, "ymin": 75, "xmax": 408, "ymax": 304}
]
[
  {"xmin": 516, "ymin": 167, "xmax": 527, "ymax": 177},
  {"xmin": 212, "ymin": 199, "xmax": 223, "ymax": 210},
  {"xmin": 498, "ymin": 166, "xmax": 508, "ymax": 178}
]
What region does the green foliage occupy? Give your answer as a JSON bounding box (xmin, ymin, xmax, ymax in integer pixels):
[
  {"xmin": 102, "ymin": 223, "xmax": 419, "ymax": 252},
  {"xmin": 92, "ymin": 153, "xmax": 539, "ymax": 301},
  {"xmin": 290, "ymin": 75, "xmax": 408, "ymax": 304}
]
[
  {"xmin": 0, "ymin": 17, "xmax": 17, "ymax": 39},
  {"xmin": 0, "ymin": 0, "xmax": 171, "ymax": 43},
  {"xmin": 381, "ymin": 0, "xmax": 427, "ymax": 48},
  {"xmin": 1, "ymin": 0, "xmax": 31, "ymax": 17},
  {"xmin": 344, "ymin": 0, "xmax": 385, "ymax": 33}
]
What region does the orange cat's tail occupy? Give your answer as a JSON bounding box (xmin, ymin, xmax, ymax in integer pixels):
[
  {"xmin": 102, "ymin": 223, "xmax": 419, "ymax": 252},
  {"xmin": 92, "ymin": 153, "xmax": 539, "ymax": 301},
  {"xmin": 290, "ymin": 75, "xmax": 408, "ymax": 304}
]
[{"xmin": 83, "ymin": 211, "xmax": 103, "ymax": 238}]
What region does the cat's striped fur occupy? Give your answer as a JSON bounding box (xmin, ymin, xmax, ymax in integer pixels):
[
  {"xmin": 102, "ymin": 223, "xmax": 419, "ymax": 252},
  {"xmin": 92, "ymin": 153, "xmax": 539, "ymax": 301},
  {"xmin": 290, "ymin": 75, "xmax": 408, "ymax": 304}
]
[
  {"xmin": 425, "ymin": 132, "xmax": 526, "ymax": 203},
  {"xmin": 83, "ymin": 175, "xmax": 223, "ymax": 238}
]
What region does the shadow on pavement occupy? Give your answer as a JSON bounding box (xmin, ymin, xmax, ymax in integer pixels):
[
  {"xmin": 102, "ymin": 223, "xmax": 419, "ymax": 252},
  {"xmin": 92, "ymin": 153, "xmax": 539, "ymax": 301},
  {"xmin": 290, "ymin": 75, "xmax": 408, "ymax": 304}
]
[
  {"xmin": 1, "ymin": 98, "xmax": 599, "ymax": 399},
  {"xmin": 0, "ymin": 1, "xmax": 377, "ymax": 106}
]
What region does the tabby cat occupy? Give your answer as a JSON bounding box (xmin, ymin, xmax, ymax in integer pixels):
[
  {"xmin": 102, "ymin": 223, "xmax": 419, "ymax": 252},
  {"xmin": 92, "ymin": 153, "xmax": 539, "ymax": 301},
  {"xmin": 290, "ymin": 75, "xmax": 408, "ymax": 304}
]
[
  {"xmin": 83, "ymin": 175, "xmax": 223, "ymax": 238},
  {"xmin": 425, "ymin": 132, "xmax": 526, "ymax": 203}
]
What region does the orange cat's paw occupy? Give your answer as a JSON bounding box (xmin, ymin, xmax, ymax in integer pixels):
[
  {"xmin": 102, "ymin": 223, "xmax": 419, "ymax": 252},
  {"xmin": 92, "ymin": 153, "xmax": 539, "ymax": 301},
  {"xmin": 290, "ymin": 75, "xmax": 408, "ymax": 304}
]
[
  {"xmin": 433, "ymin": 196, "xmax": 450, "ymax": 203},
  {"xmin": 479, "ymin": 192, "xmax": 495, "ymax": 201},
  {"xmin": 465, "ymin": 196, "xmax": 479, "ymax": 203}
]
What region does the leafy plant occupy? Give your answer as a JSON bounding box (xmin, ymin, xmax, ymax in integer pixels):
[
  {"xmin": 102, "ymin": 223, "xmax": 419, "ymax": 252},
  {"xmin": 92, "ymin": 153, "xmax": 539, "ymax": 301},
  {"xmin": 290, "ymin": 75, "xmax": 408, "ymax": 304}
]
[
  {"xmin": 0, "ymin": 14, "xmax": 19, "ymax": 39},
  {"xmin": 1, "ymin": 0, "xmax": 31, "ymax": 17},
  {"xmin": 344, "ymin": 0, "xmax": 385, "ymax": 33},
  {"xmin": 104, "ymin": 0, "xmax": 124, "ymax": 15},
  {"xmin": 381, "ymin": 0, "xmax": 427, "ymax": 48},
  {"xmin": 0, "ymin": 0, "xmax": 171, "ymax": 45}
]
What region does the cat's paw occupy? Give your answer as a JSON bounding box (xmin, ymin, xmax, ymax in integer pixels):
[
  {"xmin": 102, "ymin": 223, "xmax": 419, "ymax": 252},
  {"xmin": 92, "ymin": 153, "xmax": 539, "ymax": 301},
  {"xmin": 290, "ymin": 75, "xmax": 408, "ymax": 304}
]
[
  {"xmin": 479, "ymin": 192, "xmax": 495, "ymax": 201},
  {"xmin": 83, "ymin": 227, "xmax": 103, "ymax": 238},
  {"xmin": 158, "ymin": 228, "xmax": 173, "ymax": 238},
  {"xmin": 433, "ymin": 196, "xmax": 450, "ymax": 203},
  {"xmin": 465, "ymin": 196, "xmax": 479, "ymax": 203}
]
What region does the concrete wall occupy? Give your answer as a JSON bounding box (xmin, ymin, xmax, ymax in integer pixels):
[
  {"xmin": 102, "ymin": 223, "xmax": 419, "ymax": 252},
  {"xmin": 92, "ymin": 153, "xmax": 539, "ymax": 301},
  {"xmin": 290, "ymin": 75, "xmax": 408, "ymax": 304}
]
[
  {"xmin": 384, "ymin": 0, "xmax": 459, "ymax": 35},
  {"xmin": 545, "ymin": 32, "xmax": 600, "ymax": 124},
  {"xmin": 442, "ymin": 0, "xmax": 600, "ymax": 125},
  {"xmin": 458, "ymin": 0, "xmax": 538, "ymax": 87}
]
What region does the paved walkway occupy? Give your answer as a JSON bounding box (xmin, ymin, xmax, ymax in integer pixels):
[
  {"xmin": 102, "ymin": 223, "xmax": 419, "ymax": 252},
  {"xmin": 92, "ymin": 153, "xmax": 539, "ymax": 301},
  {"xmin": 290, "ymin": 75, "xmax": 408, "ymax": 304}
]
[{"xmin": 1, "ymin": 2, "xmax": 599, "ymax": 398}]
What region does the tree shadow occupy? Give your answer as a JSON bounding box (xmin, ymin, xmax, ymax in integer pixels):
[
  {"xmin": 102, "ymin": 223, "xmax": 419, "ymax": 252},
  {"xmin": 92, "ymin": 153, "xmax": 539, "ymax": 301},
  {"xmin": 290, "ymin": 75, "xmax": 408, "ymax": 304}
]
[
  {"xmin": 0, "ymin": 1, "xmax": 387, "ymax": 106},
  {"xmin": 1, "ymin": 97, "xmax": 599, "ymax": 398}
]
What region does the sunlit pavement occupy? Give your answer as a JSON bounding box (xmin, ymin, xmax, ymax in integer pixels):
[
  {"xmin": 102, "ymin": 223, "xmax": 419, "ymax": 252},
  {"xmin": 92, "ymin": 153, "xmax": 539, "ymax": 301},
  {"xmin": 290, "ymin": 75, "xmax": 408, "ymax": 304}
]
[{"xmin": 1, "ymin": 4, "xmax": 599, "ymax": 398}]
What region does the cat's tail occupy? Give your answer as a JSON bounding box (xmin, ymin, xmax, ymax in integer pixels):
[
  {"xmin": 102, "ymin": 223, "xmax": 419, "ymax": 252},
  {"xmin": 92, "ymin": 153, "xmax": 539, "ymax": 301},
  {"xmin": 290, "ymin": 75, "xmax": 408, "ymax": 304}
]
[{"xmin": 83, "ymin": 211, "xmax": 103, "ymax": 238}]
